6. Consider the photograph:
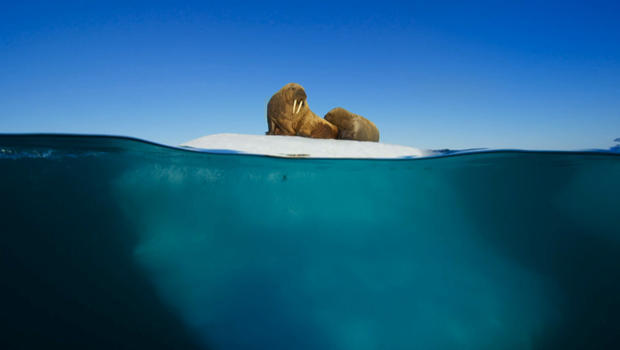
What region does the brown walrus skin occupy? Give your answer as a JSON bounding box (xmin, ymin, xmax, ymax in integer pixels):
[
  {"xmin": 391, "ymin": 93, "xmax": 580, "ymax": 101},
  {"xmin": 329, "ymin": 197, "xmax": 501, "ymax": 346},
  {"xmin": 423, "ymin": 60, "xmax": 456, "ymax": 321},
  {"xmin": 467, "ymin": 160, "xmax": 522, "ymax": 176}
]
[
  {"xmin": 324, "ymin": 107, "xmax": 380, "ymax": 142},
  {"xmin": 266, "ymin": 83, "xmax": 338, "ymax": 139}
]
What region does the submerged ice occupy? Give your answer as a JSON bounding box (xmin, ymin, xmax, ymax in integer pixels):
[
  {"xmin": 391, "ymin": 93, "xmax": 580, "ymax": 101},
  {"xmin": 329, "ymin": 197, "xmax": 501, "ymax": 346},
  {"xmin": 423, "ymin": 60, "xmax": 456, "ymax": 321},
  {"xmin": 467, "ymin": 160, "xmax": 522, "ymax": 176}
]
[{"xmin": 115, "ymin": 152, "xmax": 560, "ymax": 349}]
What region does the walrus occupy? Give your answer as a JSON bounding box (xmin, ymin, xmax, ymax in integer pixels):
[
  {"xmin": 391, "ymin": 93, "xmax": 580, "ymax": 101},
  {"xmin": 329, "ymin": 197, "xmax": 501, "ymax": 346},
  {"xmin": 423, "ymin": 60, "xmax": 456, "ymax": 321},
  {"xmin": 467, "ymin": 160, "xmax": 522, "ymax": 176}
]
[
  {"xmin": 266, "ymin": 83, "xmax": 338, "ymax": 139},
  {"xmin": 324, "ymin": 107, "xmax": 380, "ymax": 142}
]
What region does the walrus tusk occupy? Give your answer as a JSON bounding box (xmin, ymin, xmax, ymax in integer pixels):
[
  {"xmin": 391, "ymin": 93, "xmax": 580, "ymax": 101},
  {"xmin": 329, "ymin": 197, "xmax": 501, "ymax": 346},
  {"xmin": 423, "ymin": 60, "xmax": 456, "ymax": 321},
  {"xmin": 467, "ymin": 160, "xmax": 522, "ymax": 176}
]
[
  {"xmin": 296, "ymin": 100, "xmax": 303, "ymax": 114},
  {"xmin": 293, "ymin": 100, "xmax": 297, "ymax": 114}
]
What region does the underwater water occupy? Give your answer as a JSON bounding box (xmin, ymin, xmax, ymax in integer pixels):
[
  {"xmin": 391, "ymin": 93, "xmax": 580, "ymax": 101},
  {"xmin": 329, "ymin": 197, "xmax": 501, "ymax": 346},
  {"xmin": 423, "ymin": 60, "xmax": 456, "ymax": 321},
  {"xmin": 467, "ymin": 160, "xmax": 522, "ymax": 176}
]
[{"xmin": 1, "ymin": 134, "xmax": 619, "ymax": 350}]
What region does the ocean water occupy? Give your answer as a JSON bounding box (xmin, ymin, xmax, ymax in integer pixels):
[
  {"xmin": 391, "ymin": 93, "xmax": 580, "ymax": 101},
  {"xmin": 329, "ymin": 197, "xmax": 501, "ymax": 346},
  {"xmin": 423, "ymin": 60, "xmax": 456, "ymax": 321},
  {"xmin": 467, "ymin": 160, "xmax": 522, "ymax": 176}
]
[{"xmin": 1, "ymin": 134, "xmax": 619, "ymax": 350}]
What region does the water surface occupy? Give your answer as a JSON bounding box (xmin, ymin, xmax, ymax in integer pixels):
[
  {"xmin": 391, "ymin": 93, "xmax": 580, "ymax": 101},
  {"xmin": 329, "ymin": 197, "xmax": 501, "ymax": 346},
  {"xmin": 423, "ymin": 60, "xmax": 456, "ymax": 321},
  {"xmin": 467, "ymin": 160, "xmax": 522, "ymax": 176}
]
[{"xmin": 1, "ymin": 134, "xmax": 619, "ymax": 349}]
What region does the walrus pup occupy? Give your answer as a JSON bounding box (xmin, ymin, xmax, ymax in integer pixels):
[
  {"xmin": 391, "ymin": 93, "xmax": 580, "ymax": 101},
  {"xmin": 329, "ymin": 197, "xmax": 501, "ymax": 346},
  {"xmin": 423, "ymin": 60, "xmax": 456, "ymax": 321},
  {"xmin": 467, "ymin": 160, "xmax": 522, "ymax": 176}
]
[
  {"xmin": 324, "ymin": 107, "xmax": 380, "ymax": 142},
  {"xmin": 266, "ymin": 83, "xmax": 338, "ymax": 139}
]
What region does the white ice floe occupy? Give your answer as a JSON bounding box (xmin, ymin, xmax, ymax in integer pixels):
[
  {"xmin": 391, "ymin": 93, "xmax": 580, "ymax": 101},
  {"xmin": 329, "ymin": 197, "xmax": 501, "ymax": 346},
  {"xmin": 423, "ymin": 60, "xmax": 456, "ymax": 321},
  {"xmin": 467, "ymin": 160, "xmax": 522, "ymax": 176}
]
[{"xmin": 180, "ymin": 133, "xmax": 432, "ymax": 159}]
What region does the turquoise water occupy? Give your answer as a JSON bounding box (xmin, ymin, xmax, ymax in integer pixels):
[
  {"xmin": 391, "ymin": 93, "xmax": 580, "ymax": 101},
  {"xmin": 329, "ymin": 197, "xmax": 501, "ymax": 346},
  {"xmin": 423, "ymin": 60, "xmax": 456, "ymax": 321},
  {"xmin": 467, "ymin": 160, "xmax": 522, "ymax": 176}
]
[{"xmin": 1, "ymin": 134, "xmax": 619, "ymax": 349}]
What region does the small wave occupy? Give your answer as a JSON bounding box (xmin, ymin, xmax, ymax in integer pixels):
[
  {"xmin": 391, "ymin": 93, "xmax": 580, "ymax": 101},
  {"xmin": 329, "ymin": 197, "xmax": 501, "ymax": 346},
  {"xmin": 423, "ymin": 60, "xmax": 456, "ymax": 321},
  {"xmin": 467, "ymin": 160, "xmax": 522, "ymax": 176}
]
[
  {"xmin": 0, "ymin": 148, "xmax": 54, "ymax": 160},
  {"xmin": 0, "ymin": 147, "xmax": 106, "ymax": 160}
]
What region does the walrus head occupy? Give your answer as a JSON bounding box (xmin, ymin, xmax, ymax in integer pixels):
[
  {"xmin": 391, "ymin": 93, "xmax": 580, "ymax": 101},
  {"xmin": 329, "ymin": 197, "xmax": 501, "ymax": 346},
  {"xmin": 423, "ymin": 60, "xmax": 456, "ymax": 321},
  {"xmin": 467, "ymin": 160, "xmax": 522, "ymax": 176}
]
[
  {"xmin": 266, "ymin": 83, "xmax": 308, "ymax": 135},
  {"xmin": 281, "ymin": 83, "xmax": 307, "ymax": 116}
]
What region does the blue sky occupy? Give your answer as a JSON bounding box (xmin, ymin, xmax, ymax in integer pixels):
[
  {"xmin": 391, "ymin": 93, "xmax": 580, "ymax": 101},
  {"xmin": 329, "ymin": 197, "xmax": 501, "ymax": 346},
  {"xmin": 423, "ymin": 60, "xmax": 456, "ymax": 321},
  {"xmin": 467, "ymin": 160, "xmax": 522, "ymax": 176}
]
[{"xmin": 1, "ymin": 1, "xmax": 619, "ymax": 149}]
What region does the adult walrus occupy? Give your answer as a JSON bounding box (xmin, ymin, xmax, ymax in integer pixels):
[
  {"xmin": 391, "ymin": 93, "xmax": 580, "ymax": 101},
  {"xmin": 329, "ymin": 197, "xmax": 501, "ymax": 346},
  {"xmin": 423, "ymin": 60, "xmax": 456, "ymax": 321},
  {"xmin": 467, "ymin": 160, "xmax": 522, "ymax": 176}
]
[
  {"xmin": 324, "ymin": 107, "xmax": 380, "ymax": 142},
  {"xmin": 266, "ymin": 83, "xmax": 338, "ymax": 139}
]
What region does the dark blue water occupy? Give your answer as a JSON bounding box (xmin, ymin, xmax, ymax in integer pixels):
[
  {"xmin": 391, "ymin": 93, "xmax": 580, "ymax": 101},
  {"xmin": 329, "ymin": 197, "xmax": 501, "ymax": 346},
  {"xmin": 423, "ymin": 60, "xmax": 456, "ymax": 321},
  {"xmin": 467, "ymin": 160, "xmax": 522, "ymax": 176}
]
[{"xmin": 1, "ymin": 134, "xmax": 619, "ymax": 350}]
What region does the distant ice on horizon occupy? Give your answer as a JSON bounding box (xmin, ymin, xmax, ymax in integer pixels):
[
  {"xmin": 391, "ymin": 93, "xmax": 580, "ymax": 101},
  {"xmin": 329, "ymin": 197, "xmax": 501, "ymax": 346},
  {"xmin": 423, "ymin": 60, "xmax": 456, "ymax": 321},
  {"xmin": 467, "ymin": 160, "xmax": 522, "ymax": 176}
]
[{"xmin": 180, "ymin": 133, "xmax": 433, "ymax": 159}]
